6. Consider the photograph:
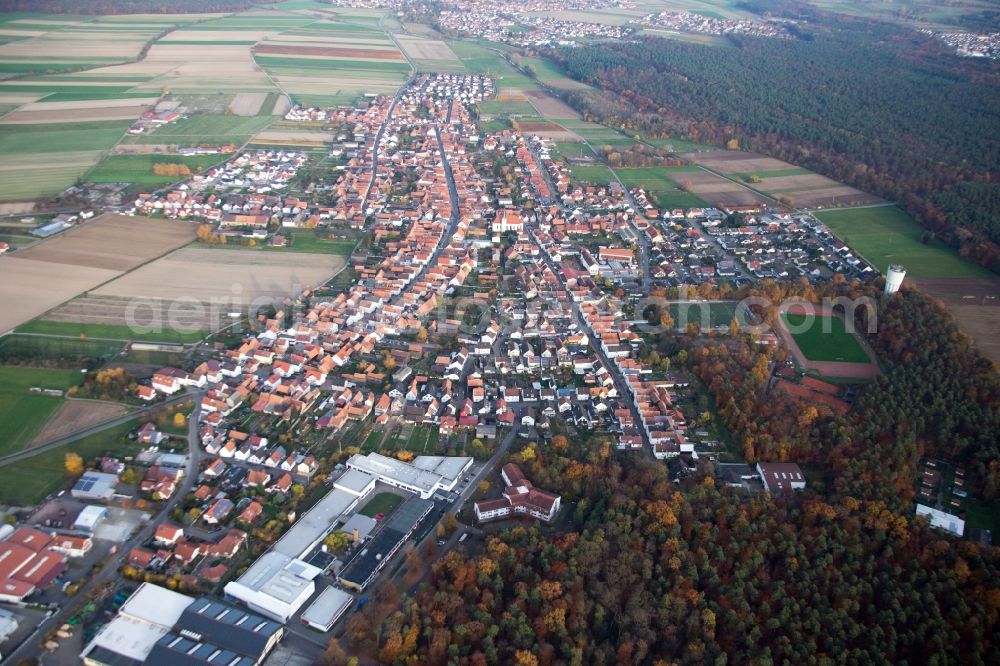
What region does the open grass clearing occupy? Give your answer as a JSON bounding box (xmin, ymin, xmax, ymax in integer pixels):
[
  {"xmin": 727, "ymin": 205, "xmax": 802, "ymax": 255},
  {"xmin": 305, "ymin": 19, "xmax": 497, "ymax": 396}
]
[
  {"xmin": 816, "ymin": 207, "xmax": 990, "ymax": 278},
  {"xmin": 0, "ymin": 365, "xmax": 84, "ymax": 458}
]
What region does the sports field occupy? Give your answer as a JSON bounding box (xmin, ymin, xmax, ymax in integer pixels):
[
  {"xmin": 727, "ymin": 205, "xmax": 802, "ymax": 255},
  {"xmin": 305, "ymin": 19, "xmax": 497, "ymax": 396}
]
[
  {"xmin": 781, "ymin": 312, "xmax": 870, "ymax": 363},
  {"xmin": 816, "ymin": 206, "xmax": 990, "ymax": 278}
]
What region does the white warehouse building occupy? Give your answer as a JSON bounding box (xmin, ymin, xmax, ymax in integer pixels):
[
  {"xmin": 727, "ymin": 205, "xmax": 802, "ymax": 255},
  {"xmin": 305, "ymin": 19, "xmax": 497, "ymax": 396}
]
[{"xmin": 345, "ymin": 453, "xmax": 473, "ymax": 499}]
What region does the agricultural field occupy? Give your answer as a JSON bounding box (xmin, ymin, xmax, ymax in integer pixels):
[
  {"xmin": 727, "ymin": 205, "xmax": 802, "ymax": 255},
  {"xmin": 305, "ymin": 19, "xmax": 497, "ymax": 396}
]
[
  {"xmin": 0, "ymin": 365, "xmax": 84, "ymax": 458},
  {"xmin": 396, "ymin": 35, "xmax": 464, "ymax": 73},
  {"xmin": 613, "ymin": 166, "xmax": 709, "ymax": 208},
  {"xmin": 516, "ymin": 56, "xmax": 592, "ymax": 91},
  {"xmin": 523, "ymin": 89, "xmax": 580, "ymax": 119},
  {"xmin": 15, "ymin": 318, "xmax": 205, "ymax": 345},
  {"xmin": 0, "ymin": 420, "xmax": 137, "ymax": 507},
  {"xmin": 0, "ymin": 214, "xmax": 196, "ymax": 333},
  {"xmin": 816, "ymin": 207, "xmax": 991, "ymax": 278},
  {"xmin": 570, "ymin": 164, "xmax": 617, "ymax": 185},
  {"xmin": 446, "ymin": 40, "xmax": 535, "ymax": 93},
  {"xmin": 29, "ymin": 399, "xmax": 128, "ymax": 449},
  {"xmin": 683, "ymin": 150, "xmax": 882, "ymax": 208},
  {"xmin": 781, "ymin": 312, "xmax": 871, "ymax": 363},
  {"xmin": 0, "ymin": 120, "xmax": 132, "ymax": 199},
  {"xmin": 478, "ymin": 99, "xmax": 535, "ymax": 116},
  {"xmin": 127, "ymin": 113, "xmax": 275, "ymax": 146},
  {"xmin": 0, "ymin": 334, "xmax": 125, "ymax": 367},
  {"xmin": 89, "ymin": 247, "xmax": 346, "ymax": 333}
]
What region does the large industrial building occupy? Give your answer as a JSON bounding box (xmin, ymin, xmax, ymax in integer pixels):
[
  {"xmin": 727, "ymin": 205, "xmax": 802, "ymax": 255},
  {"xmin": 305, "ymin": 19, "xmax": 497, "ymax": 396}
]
[
  {"xmin": 81, "ymin": 583, "xmax": 195, "ymax": 666},
  {"xmin": 81, "ymin": 584, "xmax": 282, "ymax": 666},
  {"xmin": 345, "ymin": 452, "xmax": 473, "ymax": 499},
  {"xmin": 71, "ymin": 471, "xmax": 119, "ymax": 501},
  {"xmin": 225, "ymin": 474, "xmax": 374, "ymax": 622},
  {"xmin": 0, "ymin": 527, "xmax": 68, "ymax": 603},
  {"xmin": 146, "ymin": 597, "xmax": 283, "ymax": 666},
  {"xmin": 337, "ymin": 497, "xmax": 434, "ymax": 592},
  {"xmin": 301, "ymin": 585, "xmax": 354, "ymax": 632}
]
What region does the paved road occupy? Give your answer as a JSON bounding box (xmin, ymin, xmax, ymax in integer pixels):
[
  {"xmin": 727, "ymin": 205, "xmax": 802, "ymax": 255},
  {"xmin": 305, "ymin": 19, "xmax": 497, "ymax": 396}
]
[
  {"xmin": 363, "ymin": 83, "xmax": 406, "ymax": 204},
  {"xmin": 8, "ymin": 397, "xmax": 204, "ymax": 664},
  {"xmin": 531, "ymin": 227, "xmax": 653, "ymax": 458}
]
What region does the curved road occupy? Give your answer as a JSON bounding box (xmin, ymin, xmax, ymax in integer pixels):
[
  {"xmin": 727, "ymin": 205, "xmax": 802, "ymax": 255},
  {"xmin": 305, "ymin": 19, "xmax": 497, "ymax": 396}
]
[{"xmin": 5, "ymin": 397, "xmax": 205, "ymax": 664}]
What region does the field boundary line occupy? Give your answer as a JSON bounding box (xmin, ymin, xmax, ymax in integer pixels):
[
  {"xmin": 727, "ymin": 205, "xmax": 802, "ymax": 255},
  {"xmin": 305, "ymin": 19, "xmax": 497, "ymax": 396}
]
[{"xmin": 0, "ymin": 389, "xmax": 199, "ymax": 468}]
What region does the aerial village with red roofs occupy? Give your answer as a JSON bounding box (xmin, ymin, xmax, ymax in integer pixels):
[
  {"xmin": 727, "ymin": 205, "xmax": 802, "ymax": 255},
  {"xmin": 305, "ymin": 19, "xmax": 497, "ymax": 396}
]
[{"xmin": 0, "ymin": 67, "xmax": 878, "ymax": 665}]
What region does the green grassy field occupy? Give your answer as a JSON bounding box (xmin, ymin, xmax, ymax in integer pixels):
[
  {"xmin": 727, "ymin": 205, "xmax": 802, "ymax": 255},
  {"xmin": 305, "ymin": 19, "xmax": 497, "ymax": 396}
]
[
  {"xmin": 254, "ymin": 56, "xmax": 412, "ymax": 74},
  {"xmin": 0, "ymin": 420, "xmax": 138, "ymax": 506},
  {"xmin": 614, "ymin": 167, "xmax": 708, "ymax": 208},
  {"xmin": 782, "ymin": 312, "xmax": 871, "ymax": 363},
  {"xmin": 0, "ymin": 334, "xmax": 123, "ymax": 365},
  {"xmin": 478, "ymin": 100, "xmax": 536, "ymax": 116},
  {"xmin": 0, "ymin": 366, "xmax": 84, "ymax": 458},
  {"xmin": 130, "ymin": 114, "xmax": 275, "ymax": 145},
  {"xmin": 816, "ymin": 207, "xmax": 991, "ymax": 278},
  {"xmin": 570, "ymin": 164, "xmax": 616, "ymax": 185},
  {"xmin": 669, "ymin": 301, "xmax": 740, "ymax": 328},
  {"xmin": 0, "ymin": 120, "xmax": 130, "ymax": 154},
  {"xmin": 15, "ymin": 320, "xmax": 206, "ymax": 344},
  {"xmin": 86, "ymin": 153, "xmax": 227, "ymax": 185},
  {"xmin": 359, "ymin": 492, "xmax": 404, "ymax": 518}
]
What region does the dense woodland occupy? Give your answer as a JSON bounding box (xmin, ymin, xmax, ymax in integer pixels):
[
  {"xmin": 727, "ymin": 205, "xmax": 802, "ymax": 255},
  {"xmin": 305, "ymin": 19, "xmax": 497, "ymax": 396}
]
[
  {"xmin": 361, "ymin": 457, "xmax": 1000, "ymax": 665},
  {"xmin": 330, "ymin": 285, "xmax": 1000, "ymax": 666},
  {"xmin": 683, "ymin": 281, "xmax": 1000, "ymax": 506},
  {"xmin": 553, "ymin": 9, "xmax": 1000, "ymax": 271}
]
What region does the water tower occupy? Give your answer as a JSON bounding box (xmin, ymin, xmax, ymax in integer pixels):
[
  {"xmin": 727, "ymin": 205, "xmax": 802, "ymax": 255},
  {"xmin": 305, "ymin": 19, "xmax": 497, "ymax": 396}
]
[{"xmin": 884, "ymin": 265, "xmax": 906, "ymax": 295}]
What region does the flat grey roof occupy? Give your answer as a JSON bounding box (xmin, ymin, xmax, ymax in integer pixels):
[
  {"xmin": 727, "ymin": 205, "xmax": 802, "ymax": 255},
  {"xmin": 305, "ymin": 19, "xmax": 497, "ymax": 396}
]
[
  {"xmin": 273, "ymin": 488, "xmax": 357, "ymax": 559},
  {"xmin": 412, "ymin": 455, "xmax": 472, "ymax": 482},
  {"xmin": 301, "ymin": 586, "xmax": 353, "ymax": 627},
  {"xmin": 334, "ymin": 468, "xmax": 376, "ymax": 495}
]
